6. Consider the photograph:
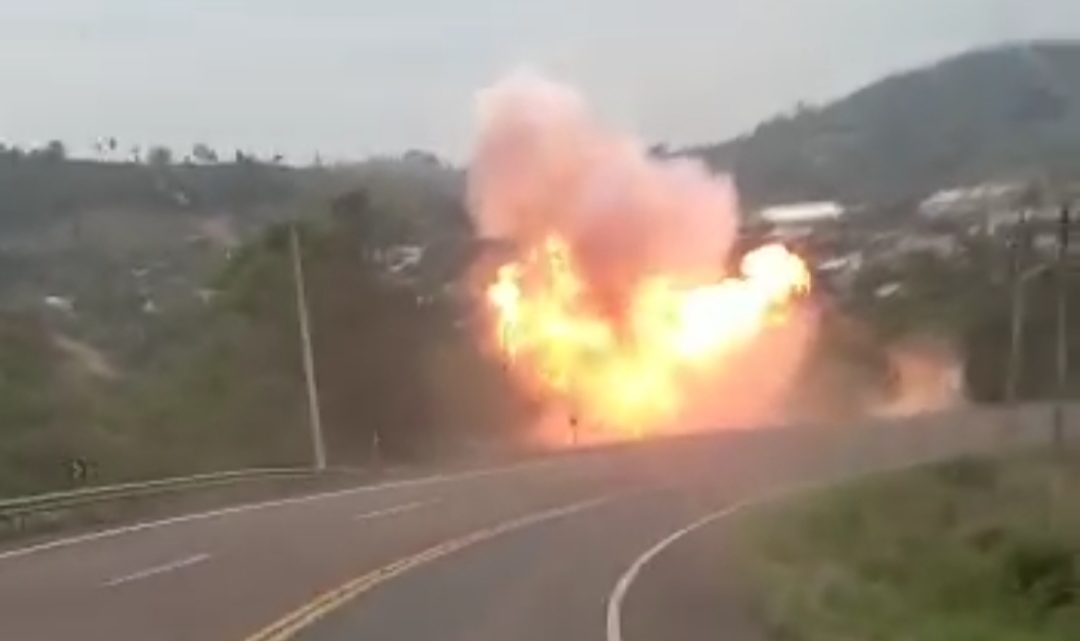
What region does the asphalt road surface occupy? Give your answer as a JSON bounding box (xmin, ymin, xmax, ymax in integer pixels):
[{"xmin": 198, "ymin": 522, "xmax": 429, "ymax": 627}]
[{"xmin": 0, "ymin": 413, "xmax": 1002, "ymax": 641}]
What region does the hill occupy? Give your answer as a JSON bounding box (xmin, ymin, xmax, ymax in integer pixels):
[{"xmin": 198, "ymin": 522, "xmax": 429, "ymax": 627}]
[
  {"xmin": 0, "ymin": 151, "xmax": 511, "ymax": 495},
  {"xmin": 688, "ymin": 40, "xmax": 1080, "ymax": 208},
  {"xmin": 0, "ymin": 150, "xmax": 469, "ymax": 354}
]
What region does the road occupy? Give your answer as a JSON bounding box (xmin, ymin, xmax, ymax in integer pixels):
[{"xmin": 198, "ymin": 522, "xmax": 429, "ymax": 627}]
[{"xmin": 0, "ymin": 412, "xmax": 1001, "ymax": 641}]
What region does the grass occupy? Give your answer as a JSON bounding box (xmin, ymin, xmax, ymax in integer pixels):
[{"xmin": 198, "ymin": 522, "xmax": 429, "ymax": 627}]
[{"xmin": 740, "ymin": 452, "xmax": 1080, "ymax": 641}]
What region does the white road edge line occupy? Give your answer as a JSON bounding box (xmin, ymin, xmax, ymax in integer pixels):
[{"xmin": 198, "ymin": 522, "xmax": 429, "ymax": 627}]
[
  {"xmin": 103, "ymin": 553, "xmax": 210, "ymax": 588},
  {"xmin": 605, "ymin": 455, "xmax": 951, "ymax": 641},
  {"xmin": 605, "ymin": 503, "xmax": 746, "ymax": 641},
  {"xmin": 0, "ymin": 459, "xmax": 556, "ymax": 563},
  {"xmin": 351, "ymin": 500, "xmax": 432, "ymax": 521}
]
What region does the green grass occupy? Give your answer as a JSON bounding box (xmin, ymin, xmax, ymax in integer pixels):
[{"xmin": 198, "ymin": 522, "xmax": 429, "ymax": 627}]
[{"xmin": 741, "ymin": 453, "xmax": 1080, "ymax": 641}]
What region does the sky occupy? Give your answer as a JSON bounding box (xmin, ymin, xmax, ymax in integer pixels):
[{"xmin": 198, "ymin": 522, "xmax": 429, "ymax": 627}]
[{"xmin": 2, "ymin": 0, "xmax": 1080, "ymax": 163}]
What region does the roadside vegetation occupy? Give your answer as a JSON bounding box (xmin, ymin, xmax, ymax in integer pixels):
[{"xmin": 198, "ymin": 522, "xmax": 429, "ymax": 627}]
[
  {"xmin": 0, "ymin": 151, "xmax": 531, "ymax": 497},
  {"xmin": 742, "ymin": 453, "xmax": 1080, "ymax": 641}
]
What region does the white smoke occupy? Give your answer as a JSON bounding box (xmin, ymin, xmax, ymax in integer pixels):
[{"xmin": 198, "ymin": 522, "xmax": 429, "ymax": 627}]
[{"xmin": 469, "ymin": 72, "xmax": 740, "ymax": 306}]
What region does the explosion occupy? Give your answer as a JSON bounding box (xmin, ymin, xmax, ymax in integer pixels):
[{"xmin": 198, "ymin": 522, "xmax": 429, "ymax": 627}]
[{"xmin": 469, "ymin": 74, "xmax": 815, "ymax": 443}]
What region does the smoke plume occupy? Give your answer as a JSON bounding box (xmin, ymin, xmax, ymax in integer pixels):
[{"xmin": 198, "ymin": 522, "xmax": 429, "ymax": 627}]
[
  {"xmin": 467, "ymin": 74, "xmax": 815, "ymax": 441},
  {"xmin": 469, "ymin": 73, "xmax": 739, "ymax": 301}
]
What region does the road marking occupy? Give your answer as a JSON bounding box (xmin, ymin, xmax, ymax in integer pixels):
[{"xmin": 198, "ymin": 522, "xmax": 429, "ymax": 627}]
[
  {"xmin": 242, "ymin": 495, "xmax": 614, "ymax": 641},
  {"xmin": 103, "ymin": 553, "xmax": 210, "ymax": 588},
  {"xmin": 605, "ymin": 502, "xmax": 747, "ymax": 641},
  {"xmin": 0, "ymin": 459, "xmax": 559, "ymax": 562},
  {"xmin": 605, "ymin": 454, "xmax": 952, "ymax": 641},
  {"xmin": 352, "ymin": 500, "xmax": 431, "ymax": 522}
]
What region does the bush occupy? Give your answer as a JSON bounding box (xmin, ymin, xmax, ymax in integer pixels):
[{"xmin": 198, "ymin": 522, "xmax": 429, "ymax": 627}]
[{"xmin": 1002, "ymin": 536, "xmax": 1078, "ymax": 610}]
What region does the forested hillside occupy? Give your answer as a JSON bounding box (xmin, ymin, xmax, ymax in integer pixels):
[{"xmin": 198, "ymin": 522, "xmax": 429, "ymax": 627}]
[{"xmin": 689, "ymin": 41, "xmax": 1080, "ymax": 208}]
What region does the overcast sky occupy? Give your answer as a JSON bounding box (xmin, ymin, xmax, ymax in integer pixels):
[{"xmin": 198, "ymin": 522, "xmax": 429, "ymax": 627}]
[{"xmin": 2, "ymin": 1, "xmax": 1080, "ymax": 162}]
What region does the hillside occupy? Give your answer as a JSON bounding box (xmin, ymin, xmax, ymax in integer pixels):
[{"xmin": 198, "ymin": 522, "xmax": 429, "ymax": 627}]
[
  {"xmin": 689, "ymin": 40, "xmax": 1080, "ymax": 208},
  {"xmin": 0, "ymin": 150, "xmax": 468, "ymax": 354},
  {"xmin": 0, "ymin": 151, "xmax": 498, "ymax": 495}
]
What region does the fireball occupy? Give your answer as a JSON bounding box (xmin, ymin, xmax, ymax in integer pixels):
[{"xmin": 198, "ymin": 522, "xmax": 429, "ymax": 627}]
[
  {"xmin": 470, "ymin": 74, "xmax": 815, "ymax": 443},
  {"xmin": 485, "ymin": 236, "xmax": 810, "ymax": 439}
]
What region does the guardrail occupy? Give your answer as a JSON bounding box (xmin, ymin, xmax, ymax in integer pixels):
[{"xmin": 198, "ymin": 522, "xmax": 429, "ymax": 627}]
[{"xmin": 0, "ymin": 467, "xmax": 317, "ymax": 525}]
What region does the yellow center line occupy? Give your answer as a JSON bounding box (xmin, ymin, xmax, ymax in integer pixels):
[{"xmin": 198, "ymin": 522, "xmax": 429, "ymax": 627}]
[{"xmin": 241, "ymin": 495, "xmax": 613, "ymax": 641}]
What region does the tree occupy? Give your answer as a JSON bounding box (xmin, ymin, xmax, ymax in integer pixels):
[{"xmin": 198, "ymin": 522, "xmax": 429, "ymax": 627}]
[
  {"xmin": 192, "ymin": 143, "xmax": 218, "ymax": 164},
  {"xmin": 41, "ymin": 140, "xmax": 66, "ymax": 162},
  {"xmin": 330, "ymin": 188, "xmax": 415, "ymax": 259},
  {"xmin": 147, "ymin": 146, "xmax": 173, "ymax": 167},
  {"xmin": 403, "ymin": 149, "xmax": 441, "ymax": 166}
]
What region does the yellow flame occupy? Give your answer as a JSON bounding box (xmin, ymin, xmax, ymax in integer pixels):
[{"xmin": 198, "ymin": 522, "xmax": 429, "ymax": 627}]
[{"xmin": 486, "ymin": 237, "xmax": 810, "ymax": 438}]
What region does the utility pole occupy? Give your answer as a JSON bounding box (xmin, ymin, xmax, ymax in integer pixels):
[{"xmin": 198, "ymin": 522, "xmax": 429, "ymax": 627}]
[
  {"xmin": 291, "ymin": 225, "xmax": 327, "ymax": 471},
  {"xmin": 1006, "ymin": 210, "xmax": 1031, "ymax": 405},
  {"xmin": 1053, "ymin": 204, "xmax": 1071, "ymax": 446}
]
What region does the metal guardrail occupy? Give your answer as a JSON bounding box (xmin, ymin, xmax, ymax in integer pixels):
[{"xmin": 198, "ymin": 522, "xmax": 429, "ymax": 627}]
[{"xmin": 0, "ymin": 467, "xmax": 316, "ymax": 522}]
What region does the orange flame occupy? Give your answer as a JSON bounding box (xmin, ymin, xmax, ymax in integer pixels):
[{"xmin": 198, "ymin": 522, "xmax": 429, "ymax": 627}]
[{"xmin": 485, "ymin": 237, "xmax": 810, "ymax": 439}]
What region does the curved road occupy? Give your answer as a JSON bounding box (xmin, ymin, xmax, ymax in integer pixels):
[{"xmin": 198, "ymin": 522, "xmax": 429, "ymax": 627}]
[{"xmin": 0, "ymin": 414, "xmax": 997, "ymax": 641}]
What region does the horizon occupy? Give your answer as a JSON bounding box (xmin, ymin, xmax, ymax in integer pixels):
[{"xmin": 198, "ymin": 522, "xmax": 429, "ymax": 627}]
[
  {"xmin": 3, "ymin": 35, "xmax": 1071, "ymax": 171},
  {"xmin": 3, "ymin": 1, "xmax": 1080, "ymax": 164}
]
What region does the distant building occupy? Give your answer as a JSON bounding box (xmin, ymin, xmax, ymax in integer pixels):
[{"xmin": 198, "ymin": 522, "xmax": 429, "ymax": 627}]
[
  {"xmin": 755, "ymin": 201, "xmax": 846, "ymax": 241},
  {"xmin": 816, "ymin": 251, "xmax": 864, "ymax": 293},
  {"xmin": 43, "ymin": 295, "xmax": 75, "ymax": 315},
  {"xmin": 758, "ymin": 201, "xmax": 845, "ymax": 224},
  {"xmin": 865, "ymin": 229, "xmax": 959, "ymax": 263},
  {"xmin": 986, "ymin": 207, "xmax": 1060, "ymax": 232},
  {"xmin": 378, "ymin": 245, "xmax": 425, "ymax": 275},
  {"xmin": 919, "ymin": 182, "xmax": 1023, "ymax": 219},
  {"xmin": 874, "ymin": 282, "xmax": 903, "ymax": 299},
  {"xmin": 891, "ymin": 233, "xmax": 958, "ymax": 257},
  {"xmin": 818, "ymin": 253, "xmax": 862, "ymax": 273}
]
